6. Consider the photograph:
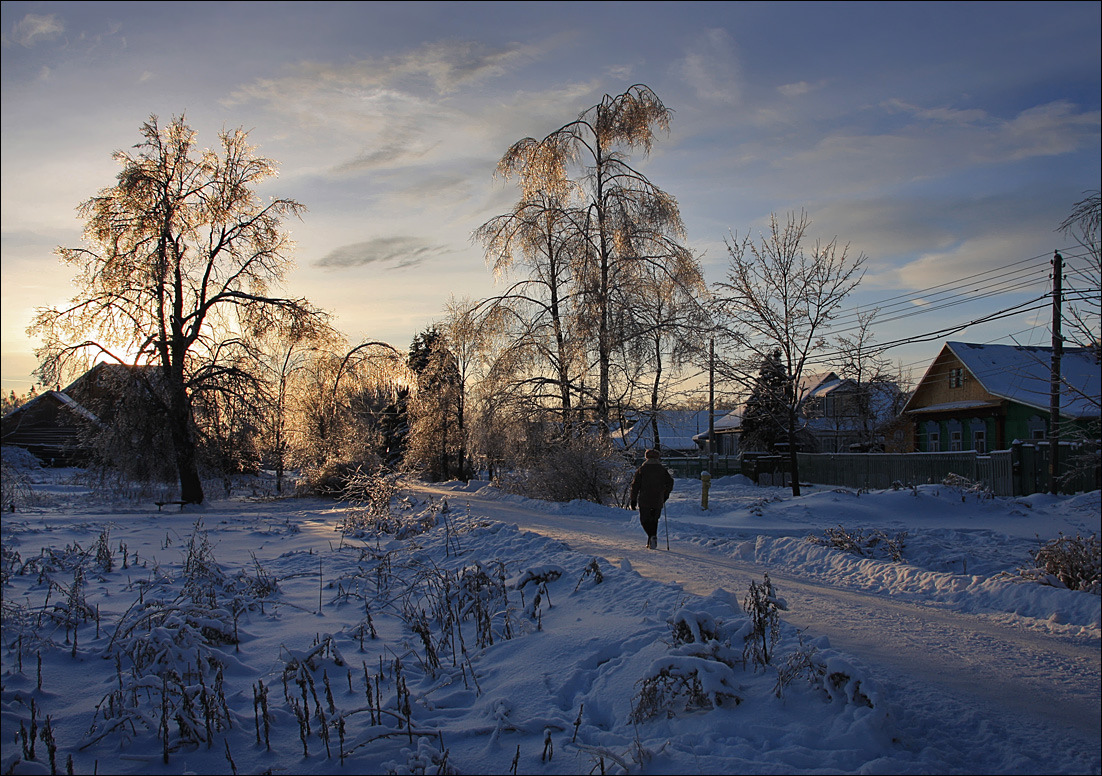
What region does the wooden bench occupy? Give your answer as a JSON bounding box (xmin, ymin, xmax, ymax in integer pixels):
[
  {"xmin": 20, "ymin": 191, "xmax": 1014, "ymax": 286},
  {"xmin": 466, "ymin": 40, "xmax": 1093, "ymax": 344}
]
[{"xmin": 154, "ymin": 500, "xmax": 191, "ymax": 511}]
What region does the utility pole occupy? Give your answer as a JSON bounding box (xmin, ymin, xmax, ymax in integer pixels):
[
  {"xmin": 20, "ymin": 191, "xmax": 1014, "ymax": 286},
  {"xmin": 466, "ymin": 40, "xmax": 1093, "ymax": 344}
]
[
  {"xmin": 708, "ymin": 337, "xmax": 716, "ymax": 470},
  {"xmin": 1049, "ymin": 250, "xmax": 1063, "ymax": 495}
]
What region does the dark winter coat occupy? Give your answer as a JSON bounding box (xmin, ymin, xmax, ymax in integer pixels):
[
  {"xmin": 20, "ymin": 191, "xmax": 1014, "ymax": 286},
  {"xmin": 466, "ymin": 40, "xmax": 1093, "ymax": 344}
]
[{"xmin": 629, "ymin": 460, "xmax": 674, "ymax": 510}]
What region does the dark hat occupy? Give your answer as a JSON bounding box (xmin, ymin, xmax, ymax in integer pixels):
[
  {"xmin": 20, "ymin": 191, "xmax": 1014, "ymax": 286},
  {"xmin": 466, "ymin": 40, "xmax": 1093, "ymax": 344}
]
[{"xmin": 645, "ymin": 448, "xmax": 661, "ymax": 459}]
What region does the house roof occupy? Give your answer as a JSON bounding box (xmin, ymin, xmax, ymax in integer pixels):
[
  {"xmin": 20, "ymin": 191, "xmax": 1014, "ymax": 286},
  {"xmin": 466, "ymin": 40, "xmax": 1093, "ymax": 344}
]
[
  {"xmin": 906, "ymin": 341, "xmax": 1100, "ymax": 418},
  {"xmin": 613, "ymin": 409, "xmax": 736, "ymax": 451},
  {"xmin": 905, "ymin": 399, "xmax": 1004, "ymax": 415},
  {"xmin": 2, "ymin": 389, "xmax": 99, "ymax": 425},
  {"xmin": 798, "ymin": 372, "xmax": 844, "ymax": 400}
]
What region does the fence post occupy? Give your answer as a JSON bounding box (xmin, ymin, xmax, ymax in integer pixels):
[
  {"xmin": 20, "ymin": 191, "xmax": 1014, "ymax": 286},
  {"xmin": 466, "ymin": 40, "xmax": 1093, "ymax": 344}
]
[{"xmin": 1011, "ymin": 441, "xmax": 1024, "ymax": 496}]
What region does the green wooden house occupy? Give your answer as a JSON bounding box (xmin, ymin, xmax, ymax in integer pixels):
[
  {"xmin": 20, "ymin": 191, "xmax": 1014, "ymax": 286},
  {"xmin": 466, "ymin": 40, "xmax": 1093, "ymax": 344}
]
[{"xmin": 902, "ymin": 341, "xmax": 1100, "ymax": 452}]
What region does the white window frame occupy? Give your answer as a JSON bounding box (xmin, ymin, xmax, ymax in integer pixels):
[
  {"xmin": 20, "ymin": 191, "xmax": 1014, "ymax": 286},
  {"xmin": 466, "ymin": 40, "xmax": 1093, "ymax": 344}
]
[{"xmin": 973, "ymin": 429, "xmax": 986, "ymax": 454}]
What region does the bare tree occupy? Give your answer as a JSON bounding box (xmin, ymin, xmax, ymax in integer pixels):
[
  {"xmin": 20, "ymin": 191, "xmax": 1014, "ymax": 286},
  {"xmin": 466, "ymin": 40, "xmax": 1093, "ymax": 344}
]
[
  {"xmin": 475, "ymin": 194, "xmax": 588, "ymax": 429},
  {"xmin": 619, "ymin": 258, "xmax": 710, "ymax": 450},
  {"xmin": 714, "ymin": 211, "xmax": 865, "ymax": 495},
  {"xmin": 1058, "ymin": 190, "xmax": 1101, "ymax": 354},
  {"xmin": 832, "ymin": 308, "xmax": 904, "ymax": 451},
  {"xmin": 29, "ymin": 115, "xmax": 324, "ymax": 503}
]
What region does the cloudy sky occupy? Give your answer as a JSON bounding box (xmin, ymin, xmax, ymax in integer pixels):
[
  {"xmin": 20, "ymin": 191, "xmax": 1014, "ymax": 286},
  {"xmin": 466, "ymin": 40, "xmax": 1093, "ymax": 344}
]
[{"xmin": 2, "ymin": 1, "xmax": 1099, "ymax": 394}]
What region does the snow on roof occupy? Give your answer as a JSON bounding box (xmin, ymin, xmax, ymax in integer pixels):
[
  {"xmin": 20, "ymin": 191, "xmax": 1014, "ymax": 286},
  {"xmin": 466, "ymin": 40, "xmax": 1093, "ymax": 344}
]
[
  {"xmin": 615, "ymin": 409, "xmax": 737, "ymax": 451},
  {"xmin": 52, "ymin": 390, "xmax": 102, "ymax": 425},
  {"xmin": 798, "ymin": 371, "xmax": 842, "ymax": 400},
  {"xmin": 946, "ymin": 341, "xmax": 1100, "ymax": 418},
  {"xmin": 906, "ymin": 399, "xmax": 1004, "ymax": 414}
]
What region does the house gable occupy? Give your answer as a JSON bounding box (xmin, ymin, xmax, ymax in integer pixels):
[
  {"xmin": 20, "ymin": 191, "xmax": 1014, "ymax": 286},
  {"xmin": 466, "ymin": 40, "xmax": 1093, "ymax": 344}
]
[
  {"xmin": 904, "ymin": 344, "xmax": 1002, "ymax": 415},
  {"xmin": 1, "ymin": 391, "xmax": 97, "ymax": 464}
]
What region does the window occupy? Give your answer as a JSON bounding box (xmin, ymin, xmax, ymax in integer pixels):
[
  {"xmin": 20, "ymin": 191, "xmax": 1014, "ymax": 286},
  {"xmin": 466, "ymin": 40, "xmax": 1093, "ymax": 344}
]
[
  {"xmin": 974, "ymin": 429, "xmax": 986, "ymax": 454},
  {"xmin": 1032, "ymin": 428, "xmax": 1046, "ymax": 441},
  {"xmin": 949, "ymin": 368, "xmax": 964, "ymax": 388},
  {"xmin": 928, "ymin": 431, "xmax": 940, "ymax": 451},
  {"xmin": 950, "ymin": 430, "xmax": 962, "ymax": 451}
]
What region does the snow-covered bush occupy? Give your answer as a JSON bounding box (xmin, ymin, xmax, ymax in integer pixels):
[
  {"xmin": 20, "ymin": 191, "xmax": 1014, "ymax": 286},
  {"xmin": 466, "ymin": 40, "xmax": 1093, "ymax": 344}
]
[
  {"xmin": 629, "ymin": 657, "xmax": 743, "ymax": 722},
  {"xmin": 630, "ymin": 602, "xmax": 749, "ymax": 722},
  {"xmin": 456, "ymin": 561, "xmax": 511, "ymax": 647},
  {"xmin": 339, "ymin": 464, "xmax": 399, "ymax": 514},
  {"xmin": 807, "ymin": 525, "xmax": 907, "ymax": 562},
  {"xmin": 1, "ymin": 445, "xmax": 40, "ymax": 511},
  {"xmin": 514, "ymin": 565, "xmax": 563, "ymax": 622},
  {"xmin": 339, "ymin": 491, "xmax": 438, "ymax": 540},
  {"xmin": 773, "ymin": 633, "xmax": 826, "ymax": 697},
  {"xmin": 498, "ymin": 435, "xmax": 632, "ymax": 505},
  {"xmin": 743, "ymin": 573, "xmax": 786, "ymax": 669},
  {"xmin": 941, "ymin": 472, "xmax": 993, "ymax": 501},
  {"xmin": 1017, "ymin": 532, "xmax": 1100, "ymax": 594},
  {"xmin": 86, "ymin": 520, "xmax": 276, "ymax": 759}
]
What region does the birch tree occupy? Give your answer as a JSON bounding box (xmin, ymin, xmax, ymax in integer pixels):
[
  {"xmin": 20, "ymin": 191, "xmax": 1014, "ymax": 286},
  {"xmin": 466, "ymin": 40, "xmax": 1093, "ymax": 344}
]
[
  {"xmin": 489, "ymin": 85, "xmax": 700, "ymax": 437},
  {"xmin": 30, "ymin": 115, "xmax": 324, "ymax": 504}
]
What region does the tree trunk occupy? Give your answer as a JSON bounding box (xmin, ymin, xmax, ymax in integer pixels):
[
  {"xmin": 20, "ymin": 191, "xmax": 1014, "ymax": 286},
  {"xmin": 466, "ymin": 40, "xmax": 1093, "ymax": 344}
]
[
  {"xmin": 788, "ymin": 405, "xmax": 801, "ymax": 497},
  {"xmin": 650, "ymin": 337, "xmax": 663, "ymax": 450},
  {"xmin": 167, "ymin": 395, "xmax": 204, "ymax": 504}
]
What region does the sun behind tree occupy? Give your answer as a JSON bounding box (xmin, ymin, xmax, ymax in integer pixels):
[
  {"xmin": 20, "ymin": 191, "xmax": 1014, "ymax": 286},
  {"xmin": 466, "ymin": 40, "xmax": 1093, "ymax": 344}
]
[{"xmin": 30, "ymin": 115, "xmax": 326, "ymax": 504}]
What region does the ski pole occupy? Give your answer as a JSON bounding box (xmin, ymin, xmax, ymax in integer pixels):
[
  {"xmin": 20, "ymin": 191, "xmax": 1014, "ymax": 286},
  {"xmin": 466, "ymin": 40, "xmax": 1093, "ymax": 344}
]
[{"xmin": 663, "ymin": 502, "xmax": 670, "ymax": 550}]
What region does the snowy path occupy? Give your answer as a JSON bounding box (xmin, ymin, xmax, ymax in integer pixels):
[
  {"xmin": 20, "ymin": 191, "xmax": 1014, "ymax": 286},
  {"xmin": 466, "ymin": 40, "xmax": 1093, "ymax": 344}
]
[{"xmin": 419, "ymin": 484, "xmax": 1102, "ymax": 755}]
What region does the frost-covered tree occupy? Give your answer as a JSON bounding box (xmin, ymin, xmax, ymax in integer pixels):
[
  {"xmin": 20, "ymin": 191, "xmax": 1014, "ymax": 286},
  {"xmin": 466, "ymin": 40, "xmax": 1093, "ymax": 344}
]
[
  {"xmin": 30, "ymin": 116, "xmax": 325, "ymax": 504},
  {"xmin": 292, "ymin": 339, "xmax": 409, "ymax": 494},
  {"xmin": 406, "ymin": 327, "xmax": 463, "ymax": 481},
  {"xmin": 489, "ymin": 85, "xmax": 700, "ymax": 437},
  {"xmin": 1, "ymin": 387, "xmax": 38, "ymax": 416},
  {"xmin": 475, "ymin": 192, "xmax": 589, "ymax": 431}
]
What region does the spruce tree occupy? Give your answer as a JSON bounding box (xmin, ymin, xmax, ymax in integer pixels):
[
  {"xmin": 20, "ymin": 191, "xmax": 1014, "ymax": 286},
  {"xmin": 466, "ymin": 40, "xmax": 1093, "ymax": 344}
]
[{"xmin": 740, "ymin": 351, "xmax": 790, "ymax": 452}]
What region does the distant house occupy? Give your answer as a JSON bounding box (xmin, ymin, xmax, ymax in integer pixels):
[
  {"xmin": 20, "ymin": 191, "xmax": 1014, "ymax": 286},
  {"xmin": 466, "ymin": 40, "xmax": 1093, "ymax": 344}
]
[
  {"xmin": 707, "ymin": 373, "xmax": 906, "ymax": 456},
  {"xmin": 1, "ymin": 363, "xmax": 159, "ymax": 465},
  {"xmin": 902, "ymin": 341, "xmax": 1101, "ymax": 452},
  {"xmin": 800, "ymin": 372, "xmax": 907, "ymax": 453},
  {"xmin": 612, "ymin": 409, "xmax": 737, "ymax": 455},
  {"xmin": 697, "ymin": 409, "xmax": 744, "ymax": 455},
  {"xmin": 1, "ymin": 389, "xmax": 100, "ymax": 465}
]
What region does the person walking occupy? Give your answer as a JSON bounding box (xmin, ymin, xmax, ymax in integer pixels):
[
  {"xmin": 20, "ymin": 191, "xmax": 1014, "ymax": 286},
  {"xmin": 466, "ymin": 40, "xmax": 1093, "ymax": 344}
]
[{"xmin": 629, "ymin": 448, "xmax": 674, "ymax": 549}]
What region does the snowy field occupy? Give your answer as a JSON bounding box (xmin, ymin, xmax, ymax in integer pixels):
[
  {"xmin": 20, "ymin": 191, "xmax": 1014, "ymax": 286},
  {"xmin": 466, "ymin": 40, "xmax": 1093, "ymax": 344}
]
[{"xmin": 1, "ymin": 459, "xmax": 1099, "ymax": 775}]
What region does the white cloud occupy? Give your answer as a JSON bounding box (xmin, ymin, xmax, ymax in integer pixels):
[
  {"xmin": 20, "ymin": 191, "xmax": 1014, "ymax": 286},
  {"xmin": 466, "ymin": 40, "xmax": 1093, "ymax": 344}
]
[
  {"xmin": 880, "ymin": 98, "xmax": 989, "ymax": 125},
  {"xmin": 778, "ymin": 81, "xmax": 812, "ymax": 98},
  {"xmin": 768, "ymin": 99, "xmax": 1100, "ymax": 199},
  {"xmin": 225, "ymin": 38, "xmax": 588, "ymax": 181},
  {"xmin": 894, "ymin": 234, "xmax": 1050, "ymax": 291},
  {"xmin": 7, "ymin": 13, "xmax": 64, "ymax": 48},
  {"xmin": 676, "ymin": 28, "xmax": 741, "ymax": 106}
]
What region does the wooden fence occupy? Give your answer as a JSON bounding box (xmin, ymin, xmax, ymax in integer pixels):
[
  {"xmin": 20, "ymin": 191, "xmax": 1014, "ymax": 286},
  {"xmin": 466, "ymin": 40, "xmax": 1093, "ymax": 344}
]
[{"xmin": 659, "ymin": 441, "xmax": 1098, "ymax": 496}]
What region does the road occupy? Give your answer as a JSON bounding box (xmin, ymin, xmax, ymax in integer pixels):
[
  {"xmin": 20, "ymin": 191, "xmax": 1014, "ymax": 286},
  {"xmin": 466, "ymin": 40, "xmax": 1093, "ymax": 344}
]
[{"xmin": 417, "ymin": 484, "xmax": 1102, "ymax": 747}]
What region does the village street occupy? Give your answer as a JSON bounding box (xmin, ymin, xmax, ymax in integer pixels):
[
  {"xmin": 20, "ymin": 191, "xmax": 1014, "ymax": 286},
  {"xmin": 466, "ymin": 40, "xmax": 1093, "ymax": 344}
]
[{"xmin": 411, "ymin": 482, "xmax": 1102, "ymax": 753}]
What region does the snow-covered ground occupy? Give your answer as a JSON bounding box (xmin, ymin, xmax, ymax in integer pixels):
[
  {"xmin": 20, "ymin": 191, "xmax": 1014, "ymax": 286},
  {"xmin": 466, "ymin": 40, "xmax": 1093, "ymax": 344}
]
[{"xmin": 1, "ymin": 462, "xmax": 1099, "ymax": 775}]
